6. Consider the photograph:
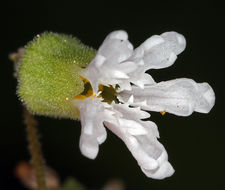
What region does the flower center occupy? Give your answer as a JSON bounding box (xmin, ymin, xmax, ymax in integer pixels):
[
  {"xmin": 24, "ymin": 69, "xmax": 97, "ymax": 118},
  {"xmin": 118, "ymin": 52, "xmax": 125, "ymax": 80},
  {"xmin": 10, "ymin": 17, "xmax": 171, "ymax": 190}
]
[{"xmin": 74, "ymin": 76, "xmax": 119, "ymax": 104}]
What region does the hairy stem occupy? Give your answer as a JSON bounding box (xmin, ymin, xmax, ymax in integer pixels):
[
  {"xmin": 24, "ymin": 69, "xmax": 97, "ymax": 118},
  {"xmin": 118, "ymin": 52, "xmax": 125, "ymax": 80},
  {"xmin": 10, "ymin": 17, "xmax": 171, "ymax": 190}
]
[{"xmin": 24, "ymin": 108, "xmax": 47, "ymax": 190}]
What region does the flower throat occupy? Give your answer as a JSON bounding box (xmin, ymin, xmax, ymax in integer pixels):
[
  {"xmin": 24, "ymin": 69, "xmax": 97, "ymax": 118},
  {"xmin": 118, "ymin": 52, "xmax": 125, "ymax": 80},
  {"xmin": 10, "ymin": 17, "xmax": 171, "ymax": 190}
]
[{"xmin": 74, "ymin": 76, "xmax": 119, "ymax": 104}]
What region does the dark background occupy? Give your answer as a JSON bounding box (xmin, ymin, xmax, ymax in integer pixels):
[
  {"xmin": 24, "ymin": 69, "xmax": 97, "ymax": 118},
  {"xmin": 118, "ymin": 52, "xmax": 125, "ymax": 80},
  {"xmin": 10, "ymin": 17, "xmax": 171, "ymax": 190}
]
[{"xmin": 1, "ymin": 1, "xmax": 224, "ymax": 189}]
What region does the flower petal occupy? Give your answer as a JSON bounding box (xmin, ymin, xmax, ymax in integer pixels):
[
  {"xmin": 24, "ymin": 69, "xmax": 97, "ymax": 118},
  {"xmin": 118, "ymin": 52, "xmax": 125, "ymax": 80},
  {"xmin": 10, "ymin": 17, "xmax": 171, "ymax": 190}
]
[
  {"xmin": 119, "ymin": 78, "xmax": 215, "ymax": 116},
  {"xmin": 79, "ymin": 133, "xmax": 99, "ymax": 159},
  {"xmin": 74, "ymin": 30, "xmax": 215, "ymax": 180},
  {"xmin": 118, "ymin": 118, "xmax": 148, "ymax": 135},
  {"xmin": 104, "ymin": 119, "xmax": 173, "ymax": 177},
  {"xmin": 112, "ymin": 101, "xmax": 150, "ymax": 120},
  {"xmin": 141, "ymin": 161, "xmax": 175, "ymax": 179},
  {"xmin": 101, "ymin": 101, "xmax": 173, "ymax": 178},
  {"xmin": 104, "ymin": 121, "xmax": 159, "ymax": 170},
  {"xmin": 116, "ymin": 32, "xmax": 185, "ymax": 90},
  {"xmin": 131, "ymin": 32, "xmax": 186, "ymax": 70},
  {"xmin": 81, "ymin": 30, "xmax": 135, "ymax": 93},
  {"xmin": 98, "ymin": 30, "xmax": 133, "ymax": 63},
  {"xmin": 73, "ymin": 98, "xmax": 107, "ymax": 159}
]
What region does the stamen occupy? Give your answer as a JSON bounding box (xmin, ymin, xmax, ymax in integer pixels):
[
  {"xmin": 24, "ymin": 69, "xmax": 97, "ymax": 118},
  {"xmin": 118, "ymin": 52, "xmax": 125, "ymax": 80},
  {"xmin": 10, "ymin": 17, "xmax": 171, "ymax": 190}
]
[
  {"xmin": 92, "ymin": 92, "xmax": 95, "ymax": 100},
  {"xmin": 160, "ymin": 111, "xmax": 166, "ymax": 115}
]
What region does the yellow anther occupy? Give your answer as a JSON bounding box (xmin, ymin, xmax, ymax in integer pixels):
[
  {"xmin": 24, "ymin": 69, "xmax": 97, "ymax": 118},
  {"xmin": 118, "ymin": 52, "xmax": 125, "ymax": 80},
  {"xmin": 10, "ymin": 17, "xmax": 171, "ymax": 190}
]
[
  {"xmin": 160, "ymin": 111, "xmax": 166, "ymax": 115},
  {"xmin": 92, "ymin": 92, "xmax": 95, "ymax": 100}
]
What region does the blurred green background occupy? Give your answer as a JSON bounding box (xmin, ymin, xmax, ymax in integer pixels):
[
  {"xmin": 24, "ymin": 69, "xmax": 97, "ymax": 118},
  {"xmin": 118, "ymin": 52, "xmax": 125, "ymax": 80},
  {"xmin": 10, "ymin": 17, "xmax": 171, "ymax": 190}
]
[{"xmin": 1, "ymin": 1, "xmax": 224, "ymax": 189}]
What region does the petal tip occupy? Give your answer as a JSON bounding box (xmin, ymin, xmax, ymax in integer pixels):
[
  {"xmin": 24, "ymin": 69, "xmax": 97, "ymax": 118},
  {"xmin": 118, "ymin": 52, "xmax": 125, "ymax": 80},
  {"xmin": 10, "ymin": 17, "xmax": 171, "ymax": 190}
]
[
  {"xmin": 196, "ymin": 82, "xmax": 216, "ymax": 113},
  {"xmin": 79, "ymin": 141, "xmax": 99, "ymax": 160},
  {"xmin": 141, "ymin": 161, "xmax": 175, "ymax": 179},
  {"xmin": 108, "ymin": 30, "xmax": 128, "ymax": 41}
]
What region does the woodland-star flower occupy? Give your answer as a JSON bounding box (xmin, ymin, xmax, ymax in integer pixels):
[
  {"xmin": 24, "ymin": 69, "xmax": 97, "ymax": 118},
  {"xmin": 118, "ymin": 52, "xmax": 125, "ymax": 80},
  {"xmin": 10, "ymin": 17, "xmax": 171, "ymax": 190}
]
[{"xmin": 73, "ymin": 30, "xmax": 215, "ymax": 179}]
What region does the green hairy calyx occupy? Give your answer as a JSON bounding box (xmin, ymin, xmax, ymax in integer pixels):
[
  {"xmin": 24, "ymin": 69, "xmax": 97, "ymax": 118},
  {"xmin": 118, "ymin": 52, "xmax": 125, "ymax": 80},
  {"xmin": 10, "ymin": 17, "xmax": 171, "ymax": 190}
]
[{"xmin": 17, "ymin": 32, "xmax": 96, "ymax": 119}]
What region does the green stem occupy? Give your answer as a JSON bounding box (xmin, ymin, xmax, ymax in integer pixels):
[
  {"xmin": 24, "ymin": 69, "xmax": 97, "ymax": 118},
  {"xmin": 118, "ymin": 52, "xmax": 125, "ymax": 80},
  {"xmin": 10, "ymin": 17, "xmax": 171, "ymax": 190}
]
[{"xmin": 24, "ymin": 108, "xmax": 47, "ymax": 190}]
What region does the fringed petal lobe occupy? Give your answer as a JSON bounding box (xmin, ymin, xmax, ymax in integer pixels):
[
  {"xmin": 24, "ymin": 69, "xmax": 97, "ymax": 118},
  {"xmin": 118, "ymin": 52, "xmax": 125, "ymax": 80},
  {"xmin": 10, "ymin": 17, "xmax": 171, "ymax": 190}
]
[{"xmin": 119, "ymin": 78, "xmax": 215, "ymax": 116}]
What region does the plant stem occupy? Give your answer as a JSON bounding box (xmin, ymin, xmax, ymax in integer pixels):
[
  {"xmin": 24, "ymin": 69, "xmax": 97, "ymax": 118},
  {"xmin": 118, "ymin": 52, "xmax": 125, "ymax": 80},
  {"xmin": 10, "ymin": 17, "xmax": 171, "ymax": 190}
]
[{"xmin": 24, "ymin": 108, "xmax": 47, "ymax": 190}]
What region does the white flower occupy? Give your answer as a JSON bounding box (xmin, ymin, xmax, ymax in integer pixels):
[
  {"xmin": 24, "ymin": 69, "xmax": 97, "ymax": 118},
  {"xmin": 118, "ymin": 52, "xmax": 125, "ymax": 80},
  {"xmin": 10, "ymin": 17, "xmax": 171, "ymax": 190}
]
[{"xmin": 73, "ymin": 30, "xmax": 215, "ymax": 179}]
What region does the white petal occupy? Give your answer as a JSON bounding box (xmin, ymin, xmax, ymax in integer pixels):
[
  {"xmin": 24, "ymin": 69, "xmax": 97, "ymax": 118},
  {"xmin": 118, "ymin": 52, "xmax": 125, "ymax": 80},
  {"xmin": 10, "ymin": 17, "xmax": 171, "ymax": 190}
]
[
  {"xmin": 135, "ymin": 31, "xmax": 186, "ymax": 70},
  {"xmin": 112, "ymin": 102, "xmax": 150, "ymax": 120},
  {"xmin": 120, "ymin": 33, "xmax": 184, "ymax": 89},
  {"xmin": 195, "ymin": 82, "xmax": 216, "ymax": 113},
  {"xmin": 120, "ymin": 62, "xmax": 156, "ymax": 89},
  {"xmin": 81, "ymin": 30, "xmax": 135, "ymax": 92},
  {"xmin": 132, "ymin": 73, "xmax": 155, "ymax": 86},
  {"xmin": 94, "ymin": 54, "xmax": 106, "ymax": 68},
  {"xmin": 117, "ymin": 61, "xmax": 138, "ymax": 73},
  {"xmin": 107, "ymin": 30, "xmax": 128, "ymax": 41},
  {"xmin": 161, "ymin": 31, "xmax": 186, "ymax": 55},
  {"xmin": 110, "ymin": 70, "xmax": 129, "ymax": 79},
  {"xmin": 73, "ymin": 98, "xmax": 108, "ymax": 159},
  {"xmin": 128, "ymin": 95, "xmax": 134, "ymax": 103},
  {"xmin": 131, "ymin": 35, "xmax": 164, "ymax": 60},
  {"xmin": 117, "ymin": 81, "xmax": 132, "ymax": 91},
  {"xmin": 73, "ymin": 30, "xmax": 215, "ymax": 180},
  {"xmin": 141, "ymin": 161, "xmax": 175, "ymax": 179},
  {"xmin": 141, "ymin": 35, "xmax": 165, "ymax": 50},
  {"xmin": 104, "ymin": 119, "xmax": 173, "ymax": 175},
  {"xmin": 98, "ymin": 30, "xmax": 133, "ymax": 64},
  {"xmin": 126, "ymin": 135, "xmax": 159, "ymax": 170},
  {"xmin": 140, "ymin": 120, "xmax": 160, "ymax": 138},
  {"xmin": 102, "ymin": 101, "xmax": 172, "ymax": 178},
  {"xmin": 119, "ymin": 78, "xmax": 215, "ymax": 116},
  {"xmin": 104, "ymin": 121, "xmax": 159, "ymax": 170},
  {"xmin": 94, "ymin": 121, "xmax": 107, "ymax": 144},
  {"xmin": 118, "ymin": 118, "xmax": 148, "ymax": 135},
  {"xmin": 79, "ymin": 133, "xmax": 99, "ymax": 159}
]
